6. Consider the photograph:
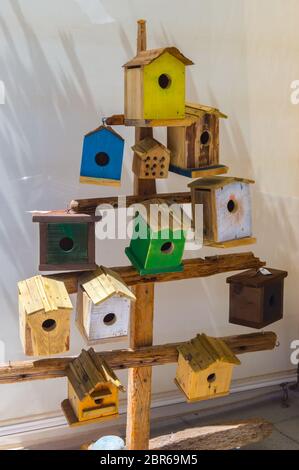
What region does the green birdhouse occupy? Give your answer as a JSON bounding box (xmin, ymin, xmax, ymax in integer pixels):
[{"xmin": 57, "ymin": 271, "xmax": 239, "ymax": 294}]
[{"xmin": 125, "ymin": 199, "xmax": 191, "ymax": 275}]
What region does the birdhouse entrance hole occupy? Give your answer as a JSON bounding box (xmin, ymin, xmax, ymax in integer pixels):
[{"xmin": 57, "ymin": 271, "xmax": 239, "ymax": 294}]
[
  {"xmin": 103, "ymin": 313, "xmax": 117, "ymax": 326},
  {"xmin": 227, "ymin": 199, "xmax": 238, "ymax": 214},
  {"xmin": 94, "ymin": 398, "xmax": 103, "ymax": 406},
  {"xmin": 42, "ymin": 318, "xmax": 57, "ymax": 332},
  {"xmin": 207, "ymin": 373, "xmax": 216, "ymax": 383},
  {"xmin": 200, "ymin": 131, "xmax": 210, "ymax": 146},
  {"xmin": 158, "ymin": 74, "xmax": 172, "ymax": 89},
  {"xmin": 59, "ymin": 237, "xmax": 74, "ymax": 252},
  {"xmin": 95, "ymin": 152, "xmax": 110, "ymax": 167},
  {"xmin": 160, "ymin": 241, "xmax": 174, "ymax": 254}
]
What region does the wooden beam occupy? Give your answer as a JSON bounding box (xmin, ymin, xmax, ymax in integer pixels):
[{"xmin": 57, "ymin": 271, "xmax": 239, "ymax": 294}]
[
  {"xmin": 0, "ymin": 332, "xmax": 277, "ymax": 384},
  {"xmin": 48, "ymin": 252, "xmax": 265, "ymax": 294},
  {"xmin": 149, "ymin": 418, "xmax": 273, "ymax": 450},
  {"xmin": 69, "ymin": 192, "xmax": 191, "ymax": 214}
]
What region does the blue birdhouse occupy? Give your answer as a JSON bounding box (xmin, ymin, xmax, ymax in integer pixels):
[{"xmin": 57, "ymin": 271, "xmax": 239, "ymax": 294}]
[{"xmin": 80, "ymin": 125, "xmax": 125, "ymax": 186}]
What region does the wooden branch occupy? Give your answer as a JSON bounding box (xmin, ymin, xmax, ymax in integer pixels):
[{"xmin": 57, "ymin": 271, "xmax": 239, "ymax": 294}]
[
  {"xmin": 48, "ymin": 252, "xmax": 265, "ymax": 294},
  {"xmin": 149, "ymin": 418, "xmax": 273, "ymax": 450},
  {"xmin": 69, "ymin": 192, "xmax": 191, "ymax": 214},
  {"xmin": 0, "ymin": 332, "xmax": 277, "ymax": 384}
]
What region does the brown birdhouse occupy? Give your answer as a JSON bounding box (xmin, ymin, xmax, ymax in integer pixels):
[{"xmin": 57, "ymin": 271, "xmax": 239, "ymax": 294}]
[
  {"xmin": 227, "ymin": 268, "xmax": 288, "ymax": 329},
  {"xmin": 168, "ymin": 103, "xmax": 228, "ymax": 178},
  {"xmin": 132, "ymin": 137, "xmax": 170, "ymax": 179},
  {"xmin": 18, "ymin": 275, "xmax": 73, "ymax": 356},
  {"xmin": 188, "ymin": 176, "xmax": 255, "ymax": 248},
  {"xmin": 76, "ymin": 266, "xmax": 136, "ymax": 344},
  {"xmin": 61, "ymin": 348, "xmax": 125, "ymax": 427},
  {"xmin": 32, "ymin": 211, "xmax": 101, "ymax": 271},
  {"xmin": 175, "ymin": 334, "xmax": 240, "ymax": 402}
]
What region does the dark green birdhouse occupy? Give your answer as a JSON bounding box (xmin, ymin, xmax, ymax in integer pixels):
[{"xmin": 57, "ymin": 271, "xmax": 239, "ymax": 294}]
[
  {"xmin": 125, "ymin": 199, "xmax": 191, "ymax": 275},
  {"xmin": 32, "ymin": 211, "xmax": 101, "ymax": 271}
]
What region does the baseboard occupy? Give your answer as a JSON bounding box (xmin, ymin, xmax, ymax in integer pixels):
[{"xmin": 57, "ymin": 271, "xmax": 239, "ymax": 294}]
[{"xmin": 0, "ymin": 369, "xmax": 296, "ymax": 450}]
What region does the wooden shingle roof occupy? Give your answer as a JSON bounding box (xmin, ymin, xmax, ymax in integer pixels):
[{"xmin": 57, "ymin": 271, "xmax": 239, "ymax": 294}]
[
  {"xmin": 18, "ymin": 275, "xmax": 73, "ymax": 315},
  {"xmin": 177, "ymin": 334, "xmax": 241, "ymax": 372},
  {"xmin": 66, "ymin": 348, "xmax": 124, "ymax": 401},
  {"xmin": 79, "ymin": 266, "xmax": 136, "ymax": 305},
  {"xmin": 132, "ymin": 137, "xmax": 170, "ymax": 158},
  {"xmin": 188, "ymin": 176, "xmax": 255, "ymax": 191},
  {"xmin": 185, "ymin": 102, "xmax": 228, "ymax": 120},
  {"xmin": 123, "ymin": 47, "xmax": 193, "ymax": 68}
]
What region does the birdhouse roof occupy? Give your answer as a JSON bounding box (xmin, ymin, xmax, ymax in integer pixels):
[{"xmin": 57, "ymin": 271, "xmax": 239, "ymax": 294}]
[
  {"xmin": 177, "ymin": 334, "xmax": 240, "ymax": 372},
  {"xmin": 137, "ymin": 198, "xmax": 192, "ymax": 232},
  {"xmin": 18, "ymin": 275, "xmax": 73, "ymax": 315},
  {"xmin": 188, "ymin": 176, "xmax": 255, "ymax": 191},
  {"xmin": 79, "ymin": 266, "xmax": 136, "ymax": 305},
  {"xmin": 32, "ymin": 210, "xmax": 101, "ymax": 224},
  {"xmin": 66, "ymin": 348, "xmax": 124, "ymax": 401},
  {"xmin": 185, "ymin": 102, "xmax": 228, "ymax": 120},
  {"xmin": 85, "ymin": 125, "xmax": 124, "ymax": 141},
  {"xmin": 123, "ymin": 47, "xmax": 193, "ymax": 68},
  {"xmin": 131, "ymin": 137, "xmax": 170, "ymax": 158},
  {"xmin": 226, "ymin": 268, "xmax": 288, "ymax": 288}
]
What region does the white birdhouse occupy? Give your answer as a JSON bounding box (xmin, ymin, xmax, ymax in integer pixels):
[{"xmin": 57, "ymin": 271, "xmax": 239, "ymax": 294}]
[{"xmin": 76, "ymin": 266, "xmax": 136, "ymax": 344}]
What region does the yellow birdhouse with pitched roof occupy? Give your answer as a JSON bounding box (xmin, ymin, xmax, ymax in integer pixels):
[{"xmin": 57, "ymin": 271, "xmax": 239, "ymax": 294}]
[
  {"xmin": 18, "ymin": 275, "xmax": 73, "ymax": 357},
  {"xmin": 175, "ymin": 334, "xmax": 240, "ymax": 402},
  {"xmin": 124, "ymin": 47, "xmax": 193, "ymax": 122},
  {"xmin": 61, "ymin": 348, "xmax": 125, "ymax": 426}
]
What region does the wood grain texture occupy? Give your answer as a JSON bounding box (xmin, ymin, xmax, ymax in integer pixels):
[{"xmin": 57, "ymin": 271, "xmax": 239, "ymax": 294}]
[
  {"xmin": 0, "ymin": 332, "xmax": 277, "ymax": 384},
  {"xmin": 149, "ymin": 418, "xmax": 273, "ymax": 450}
]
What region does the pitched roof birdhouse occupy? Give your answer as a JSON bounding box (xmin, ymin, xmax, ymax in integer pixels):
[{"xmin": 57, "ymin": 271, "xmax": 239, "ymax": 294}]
[
  {"xmin": 61, "ymin": 348, "xmax": 125, "ymax": 426},
  {"xmin": 125, "ymin": 199, "xmax": 191, "ymax": 275},
  {"xmin": 168, "ymin": 103, "xmax": 228, "ymax": 178},
  {"xmin": 33, "ymin": 211, "xmax": 101, "ymax": 271},
  {"xmin": 132, "ymin": 137, "xmax": 170, "ymax": 179},
  {"xmin": 124, "ymin": 47, "xmax": 193, "ymax": 122},
  {"xmin": 76, "ymin": 266, "xmax": 136, "ymax": 344},
  {"xmin": 175, "ymin": 334, "xmax": 240, "ymax": 402},
  {"xmin": 80, "ymin": 125, "xmax": 125, "ymax": 186},
  {"xmin": 188, "ymin": 176, "xmax": 255, "ymax": 248},
  {"xmin": 18, "ymin": 275, "xmax": 73, "ymax": 356},
  {"xmin": 227, "ymin": 268, "xmax": 288, "ymax": 329}
]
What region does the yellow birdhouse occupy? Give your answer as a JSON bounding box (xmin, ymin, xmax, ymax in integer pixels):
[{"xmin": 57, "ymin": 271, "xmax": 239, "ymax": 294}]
[
  {"xmin": 175, "ymin": 334, "xmax": 240, "ymax": 402},
  {"xmin": 61, "ymin": 348, "xmax": 125, "ymax": 427},
  {"xmin": 123, "ymin": 47, "xmax": 193, "ymax": 122},
  {"xmin": 132, "ymin": 137, "xmax": 170, "ymax": 179},
  {"xmin": 18, "ymin": 275, "xmax": 73, "ymax": 357}
]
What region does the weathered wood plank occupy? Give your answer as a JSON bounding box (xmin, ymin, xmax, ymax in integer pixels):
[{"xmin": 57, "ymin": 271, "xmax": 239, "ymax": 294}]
[
  {"xmin": 149, "ymin": 418, "xmax": 273, "ymax": 450},
  {"xmin": 0, "ymin": 332, "xmax": 277, "ymax": 384}
]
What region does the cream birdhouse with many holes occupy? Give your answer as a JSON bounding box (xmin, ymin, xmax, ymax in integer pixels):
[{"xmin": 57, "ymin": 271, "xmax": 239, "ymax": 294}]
[
  {"xmin": 175, "ymin": 334, "xmax": 241, "ymax": 402},
  {"xmin": 76, "ymin": 266, "xmax": 136, "ymax": 344},
  {"xmin": 61, "ymin": 348, "xmax": 125, "ymax": 426},
  {"xmin": 132, "ymin": 137, "xmax": 170, "ymax": 179},
  {"xmin": 188, "ymin": 176, "xmax": 255, "ymax": 248},
  {"xmin": 18, "ymin": 275, "xmax": 73, "ymax": 357}
]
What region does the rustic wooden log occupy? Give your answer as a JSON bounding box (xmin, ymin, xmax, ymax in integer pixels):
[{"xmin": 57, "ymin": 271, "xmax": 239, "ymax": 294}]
[
  {"xmin": 69, "ymin": 191, "xmax": 191, "ymax": 214},
  {"xmin": 0, "ymin": 332, "xmax": 277, "ymax": 384},
  {"xmin": 48, "ymin": 252, "xmax": 265, "ymax": 294},
  {"xmin": 149, "ymin": 418, "xmax": 273, "ymax": 450}
]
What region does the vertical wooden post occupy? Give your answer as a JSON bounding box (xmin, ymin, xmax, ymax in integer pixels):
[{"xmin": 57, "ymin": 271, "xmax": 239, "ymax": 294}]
[{"xmin": 126, "ymin": 20, "xmax": 156, "ymax": 450}]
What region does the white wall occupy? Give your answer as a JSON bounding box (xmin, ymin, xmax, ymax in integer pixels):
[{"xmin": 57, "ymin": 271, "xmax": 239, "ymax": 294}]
[{"xmin": 0, "ymin": 0, "xmax": 299, "ymax": 422}]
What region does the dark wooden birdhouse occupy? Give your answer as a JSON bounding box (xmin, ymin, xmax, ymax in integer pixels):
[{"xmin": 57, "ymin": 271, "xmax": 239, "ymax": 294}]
[
  {"xmin": 61, "ymin": 348, "xmax": 125, "ymax": 426},
  {"xmin": 227, "ymin": 268, "xmax": 288, "ymax": 329},
  {"xmin": 168, "ymin": 103, "xmax": 228, "ymax": 178},
  {"xmin": 18, "ymin": 275, "xmax": 73, "ymax": 356},
  {"xmin": 175, "ymin": 334, "xmax": 240, "ymax": 402},
  {"xmin": 132, "ymin": 137, "xmax": 170, "ymax": 179},
  {"xmin": 33, "ymin": 211, "xmax": 101, "ymax": 271},
  {"xmin": 76, "ymin": 266, "xmax": 136, "ymax": 344},
  {"xmin": 188, "ymin": 176, "xmax": 255, "ymax": 248},
  {"xmin": 80, "ymin": 125, "xmax": 125, "ymax": 187}
]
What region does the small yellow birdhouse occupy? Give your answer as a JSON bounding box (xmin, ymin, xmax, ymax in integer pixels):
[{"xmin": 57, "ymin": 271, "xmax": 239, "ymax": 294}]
[
  {"xmin": 175, "ymin": 334, "xmax": 240, "ymax": 402},
  {"xmin": 18, "ymin": 275, "xmax": 73, "ymax": 357},
  {"xmin": 132, "ymin": 137, "xmax": 170, "ymax": 179},
  {"xmin": 124, "ymin": 47, "xmax": 193, "ymax": 122},
  {"xmin": 61, "ymin": 348, "xmax": 125, "ymax": 427},
  {"xmin": 76, "ymin": 266, "xmax": 136, "ymax": 344}
]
